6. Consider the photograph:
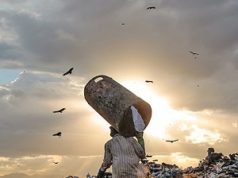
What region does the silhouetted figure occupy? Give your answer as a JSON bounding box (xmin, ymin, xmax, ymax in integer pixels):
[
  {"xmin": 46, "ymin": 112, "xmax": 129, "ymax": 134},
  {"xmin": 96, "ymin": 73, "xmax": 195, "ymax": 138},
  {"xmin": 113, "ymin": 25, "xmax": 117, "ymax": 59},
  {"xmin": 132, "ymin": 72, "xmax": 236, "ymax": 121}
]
[
  {"xmin": 52, "ymin": 132, "xmax": 62, "ymax": 137},
  {"xmin": 53, "ymin": 108, "xmax": 66, "ymax": 113},
  {"xmin": 165, "ymin": 139, "xmax": 179, "ymax": 143},
  {"xmin": 63, "ymin": 67, "xmax": 74, "ymax": 76},
  {"xmin": 147, "ymin": 6, "xmax": 156, "ymax": 10},
  {"xmin": 189, "ymin": 51, "xmax": 199, "ymax": 55},
  {"xmin": 207, "ymin": 147, "xmax": 223, "ymax": 164},
  {"xmin": 189, "ymin": 51, "xmax": 199, "ymax": 59},
  {"xmin": 207, "ymin": 147, "xmax": 215, "ymax": 157},
  {"xmin": 145, "ymin": 80, "xmax": 153, "ymax": 83},
  {"xmin": 96, "ymin": 126, "xmax": 145, "ymax": 178}
]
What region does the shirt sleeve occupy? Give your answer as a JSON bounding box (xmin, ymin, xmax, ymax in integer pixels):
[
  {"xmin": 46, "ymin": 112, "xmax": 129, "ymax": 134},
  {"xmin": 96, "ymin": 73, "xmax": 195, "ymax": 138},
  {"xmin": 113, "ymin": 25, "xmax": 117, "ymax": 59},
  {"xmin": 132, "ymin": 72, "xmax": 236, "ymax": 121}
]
[
  {"xmin": 102, "ymin": 141, "xmax": 113, "ymax": 169},
  {"xmin": 128, "ymin": 137, "xmax": 146, "ymax": 159}
]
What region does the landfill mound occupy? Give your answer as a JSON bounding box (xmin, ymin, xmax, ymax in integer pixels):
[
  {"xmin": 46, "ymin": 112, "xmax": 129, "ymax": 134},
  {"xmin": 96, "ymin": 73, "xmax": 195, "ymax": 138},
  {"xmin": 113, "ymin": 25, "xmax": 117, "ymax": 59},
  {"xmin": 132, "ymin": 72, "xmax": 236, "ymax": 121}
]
[
  {"xmin": 67, "ymin": 148, "xmax": 238, "ymax": 178},
  {"xmin": 145, "ymin": 152, "xmax": 238, "ymax": 178},
  {"xmin": 145, "ymin": 147, "xmax": 238, "ymax": 178}
]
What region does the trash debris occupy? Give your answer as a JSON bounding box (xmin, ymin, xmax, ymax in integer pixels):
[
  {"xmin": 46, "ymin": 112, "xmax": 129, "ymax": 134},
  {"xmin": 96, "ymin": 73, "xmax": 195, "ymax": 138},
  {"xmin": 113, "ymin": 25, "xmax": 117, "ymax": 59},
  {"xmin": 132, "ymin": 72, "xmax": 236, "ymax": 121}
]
[
  {"xmin": 84, "ymin": 148, "xmax": 238, "ymax": 178},
  {"xmin": 182, "ymin": 148, "xmax": 238, "ymax": 178}
]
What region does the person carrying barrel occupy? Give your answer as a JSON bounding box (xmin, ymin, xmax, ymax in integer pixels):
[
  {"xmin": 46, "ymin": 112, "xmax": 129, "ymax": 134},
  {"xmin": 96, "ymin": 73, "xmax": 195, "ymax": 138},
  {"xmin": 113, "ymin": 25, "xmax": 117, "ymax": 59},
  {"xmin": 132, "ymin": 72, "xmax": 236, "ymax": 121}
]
[
  {"xmin": 119, "ymin": 103, "xmax": 147, "ymax": 152},
  {"xmin": 96, "ymin": 126, "xmax": 146, "ymax": 178}
]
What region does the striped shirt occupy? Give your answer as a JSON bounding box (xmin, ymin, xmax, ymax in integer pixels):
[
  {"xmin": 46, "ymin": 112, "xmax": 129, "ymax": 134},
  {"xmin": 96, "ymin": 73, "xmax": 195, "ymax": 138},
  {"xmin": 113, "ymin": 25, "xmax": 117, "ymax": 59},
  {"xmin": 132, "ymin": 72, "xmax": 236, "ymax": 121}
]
[{"xmin": 102, "ymin": 134, "xmax": 146, "ymax": 178}]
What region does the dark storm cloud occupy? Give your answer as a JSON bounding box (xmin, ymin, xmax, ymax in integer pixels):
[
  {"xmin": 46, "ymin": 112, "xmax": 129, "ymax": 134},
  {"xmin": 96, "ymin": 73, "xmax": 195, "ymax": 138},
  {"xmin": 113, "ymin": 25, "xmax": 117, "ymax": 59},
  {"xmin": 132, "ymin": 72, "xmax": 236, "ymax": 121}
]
[
  {"xmin": 2, "ymin": 12, "xmax": 76, "ymax": 64},
  {"xmin": 162, "ymin": 0, "xmax": 238, "ymax": 53},
  {"xmin": 135, "ymin": 0, "xmax": 238, "ymax": 113},
  {"xmin": 2, "ymin": 0, "xmax": 238, "ymax": 75},
  {"xmin": 0, "ymin": 42, "xmax": 20, "ymax": 59},
  {"xmin": 0, "ymin": 0, "xmax": 28, "ymax": 4}
]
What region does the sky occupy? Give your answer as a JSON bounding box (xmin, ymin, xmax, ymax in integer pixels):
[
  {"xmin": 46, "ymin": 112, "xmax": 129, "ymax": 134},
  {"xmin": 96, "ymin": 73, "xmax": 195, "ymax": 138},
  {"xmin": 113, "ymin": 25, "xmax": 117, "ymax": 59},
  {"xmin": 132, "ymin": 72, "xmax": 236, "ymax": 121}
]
[{"xmin": 0, "ymin": 0, "xmax": 238, "ymax": 177}]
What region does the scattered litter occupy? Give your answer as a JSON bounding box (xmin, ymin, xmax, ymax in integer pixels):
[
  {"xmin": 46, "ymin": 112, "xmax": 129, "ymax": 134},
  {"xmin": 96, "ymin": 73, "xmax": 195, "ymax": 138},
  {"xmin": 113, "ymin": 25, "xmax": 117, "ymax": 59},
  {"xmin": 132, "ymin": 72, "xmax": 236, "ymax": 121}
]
[{"xmin": 69, "ymin": 148, "xmax": 238, "ymax": 178}]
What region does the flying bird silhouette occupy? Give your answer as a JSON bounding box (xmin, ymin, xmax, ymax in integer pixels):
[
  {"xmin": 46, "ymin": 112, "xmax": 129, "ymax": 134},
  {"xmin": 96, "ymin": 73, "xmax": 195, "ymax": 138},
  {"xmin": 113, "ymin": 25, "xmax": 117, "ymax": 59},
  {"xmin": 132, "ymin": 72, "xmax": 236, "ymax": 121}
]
[
  {"xmin": 53, "ymin": 108, "xmax": 66, "ymax": 113},
  {"xmin": 63, "ymin": 67, "xmax": 74, "ymax": 76},
  {"xmin": 165, "ymin": 139, "xmax": 179, "ymax": 143},
  {"xmin": 53, "ymin": 162, "xmax": 59, "ymax": 164},
  {"xmin": 145, "ymin": 80, "xmax": 154, "ymax": 83},
  {"xmin": 147, "ymin": 6, "xmax": 156, "ymax": 10},
  {"xmin": 189, "ymin": 51, "xmax": 199, "ymax": 55},
  {"xmin": 189, "ymin": 51, "xmax": 200, "ymax": 59},
  {"xmin": 52, "ymin": 132, "xmax": 62, "ymax": 137}
]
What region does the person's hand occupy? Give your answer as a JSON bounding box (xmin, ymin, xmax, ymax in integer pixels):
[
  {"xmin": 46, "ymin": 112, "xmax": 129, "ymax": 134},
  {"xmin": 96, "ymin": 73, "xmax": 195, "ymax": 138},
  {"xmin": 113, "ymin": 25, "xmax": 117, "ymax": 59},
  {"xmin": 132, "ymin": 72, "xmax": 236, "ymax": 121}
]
[
  {"xmin": 135, "ymin": 131, "xmax": 144, "ymax": 139},
  {"xmin": 96, "ymin": 168, "xmax": 105, "ymax": 178},
  {"xmin": 135, "ymin": 131, "xmax": 145, "ymax": 151}
]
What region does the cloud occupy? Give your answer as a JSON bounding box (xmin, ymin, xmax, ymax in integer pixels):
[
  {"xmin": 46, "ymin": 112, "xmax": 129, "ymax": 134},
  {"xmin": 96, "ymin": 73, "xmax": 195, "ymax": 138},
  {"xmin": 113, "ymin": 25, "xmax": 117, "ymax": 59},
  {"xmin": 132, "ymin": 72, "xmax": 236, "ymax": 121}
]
[
  {"xmin": 0, "ymin": 173, "xmax": 60, "ymax": 178},
  {"xmin": 0, "ymin": 155, "xmax": 59, "ymax": 176},
  {"xmin": 0, "ymin": 71, "xmax": 109, "ymax": 158},
  {"xmin": 0, "ymin": 16, "xmax": 22, "ymax": 63},
  {"xmin": 0, "ymin": 155, "xmax": 104, "ymax": 177},
  {"xmin": 1, "ymin": 0, "xmax": 238, "ymax": 176},
  {"xmin": 170, "ymin": 152, "xmax": 200, "ymax": 168},
  {"xmin": 232, "ymin": 122, "xmax": 237, "ymax": 128},
  {"xmin": 142, "ymin": 152, "xmax": 200, "ymax": 168},
  {"xmin": 185, "ymin": 125, "xmax": 225, "ymax": 145}
]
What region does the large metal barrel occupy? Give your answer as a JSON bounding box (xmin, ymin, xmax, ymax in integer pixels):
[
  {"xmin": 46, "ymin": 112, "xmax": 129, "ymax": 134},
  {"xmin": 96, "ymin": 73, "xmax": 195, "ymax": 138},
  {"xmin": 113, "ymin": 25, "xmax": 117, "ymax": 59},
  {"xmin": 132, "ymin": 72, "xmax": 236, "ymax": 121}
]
[{"xmin": 84, "ymin": 75, "xmax": 152, "ymax": 137}]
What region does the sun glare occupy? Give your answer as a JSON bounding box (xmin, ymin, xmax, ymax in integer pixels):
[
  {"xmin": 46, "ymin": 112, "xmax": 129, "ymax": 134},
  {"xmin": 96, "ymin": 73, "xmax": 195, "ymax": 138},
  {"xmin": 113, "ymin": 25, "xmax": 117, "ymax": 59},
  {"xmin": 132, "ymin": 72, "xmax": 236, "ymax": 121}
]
[
  {"xmin": 122, "ymin": 80, "xmax": 197, "ymax": 140},
  {"xmin": 89, "ymin": 80, "xmax": 198, "ymax": 140},
  {"xmin": 122, "ymin": 80, "xmax": 172, "ymax": 139}
]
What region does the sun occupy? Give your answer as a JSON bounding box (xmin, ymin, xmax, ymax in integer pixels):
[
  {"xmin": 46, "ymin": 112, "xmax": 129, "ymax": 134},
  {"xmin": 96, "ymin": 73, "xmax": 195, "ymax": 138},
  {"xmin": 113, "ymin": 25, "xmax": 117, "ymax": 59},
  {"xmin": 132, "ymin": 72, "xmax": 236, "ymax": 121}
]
[{"xmin": 121, "ymin": 80, "xmax": 173, "ymax": 139}]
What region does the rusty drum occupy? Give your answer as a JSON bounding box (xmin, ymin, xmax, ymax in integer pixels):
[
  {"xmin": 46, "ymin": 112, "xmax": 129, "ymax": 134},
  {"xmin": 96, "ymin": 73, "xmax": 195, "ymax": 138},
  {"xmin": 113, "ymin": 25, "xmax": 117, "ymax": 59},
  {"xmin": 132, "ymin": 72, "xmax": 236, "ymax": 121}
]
[{"xmin": 84, "ymin": 75, "xmax": 152, "ymax": 137}]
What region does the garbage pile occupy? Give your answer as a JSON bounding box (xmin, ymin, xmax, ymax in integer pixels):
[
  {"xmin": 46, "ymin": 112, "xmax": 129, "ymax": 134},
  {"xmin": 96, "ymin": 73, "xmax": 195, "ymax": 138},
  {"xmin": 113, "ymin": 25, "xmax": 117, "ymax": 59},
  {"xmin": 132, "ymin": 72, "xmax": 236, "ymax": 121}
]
[
  {"xmin": 67, "ymin": 148, "xmax": 238, "ymax": 178},
  {"xmin": 144, "ymin": 148, "xmax": 238, "ymax": 178},
  {"xmin": 182, "ymin": 148, "xmax": 238, "ymax": 178},
  {"xmin": 144, "ymin": 160, "xmax": 183, "ymax": 178}
]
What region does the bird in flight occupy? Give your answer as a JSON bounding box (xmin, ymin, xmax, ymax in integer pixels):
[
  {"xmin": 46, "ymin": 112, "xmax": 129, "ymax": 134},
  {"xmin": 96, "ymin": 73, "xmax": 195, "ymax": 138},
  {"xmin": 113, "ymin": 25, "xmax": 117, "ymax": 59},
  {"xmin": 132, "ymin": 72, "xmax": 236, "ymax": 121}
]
[
  {"xmin": 63, "ymin": 67, "xmax": 74, "ymax": 76},
  {"xmin": 189, "ymin": 51, "xmax": 200, "ymax": 59},
  {"xmin": 52, "ymin": 132, "xmax": 62, "ymax": 137},
  {"xmin": 145, "ymin": 80, "xmax": 154, "ymax": 83},
  {"xmin": 189, "ymin": 51, "xmax": 199, "ymax": 55},
  {"xmin": 121, "ymin": 23, "xmax": 125, "ymax": 25},
  {"xmin": 53, "ymin": 162, "xmax": 59, "ymax": 164},
  {"xmin": 165, "ymin": 139, "xmax": 179, "ymax": 143},
  {"xmin": 53, "ymin": 108, "xmax": 66, "ymax": 113},
  {"xmin": 147, "ymin": 6, "xmax": 156, "ymax": 10}
]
